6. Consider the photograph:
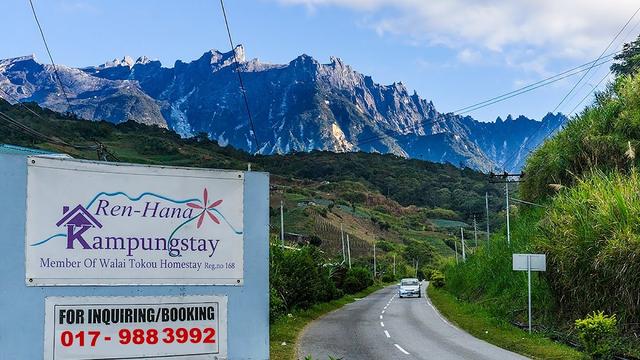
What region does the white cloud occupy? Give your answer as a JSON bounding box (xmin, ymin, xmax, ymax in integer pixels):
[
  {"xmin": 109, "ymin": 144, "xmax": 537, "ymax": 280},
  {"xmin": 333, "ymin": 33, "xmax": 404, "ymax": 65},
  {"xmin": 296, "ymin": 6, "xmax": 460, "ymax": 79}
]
[
  {"xmin": 457, "ymin": 48, "xmax": 481, "ymax": 64},
  {"xmin": 277, "ymin": 0, "xmax": 640, "ymax": 73}
]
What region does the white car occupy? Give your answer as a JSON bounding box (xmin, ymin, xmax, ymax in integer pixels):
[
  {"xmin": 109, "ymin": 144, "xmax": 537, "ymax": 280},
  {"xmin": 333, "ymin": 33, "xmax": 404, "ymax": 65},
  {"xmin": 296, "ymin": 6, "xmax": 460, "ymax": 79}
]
[{"xmin": 398, "ymin": 278, "xmax": 421, "ymax": 298}]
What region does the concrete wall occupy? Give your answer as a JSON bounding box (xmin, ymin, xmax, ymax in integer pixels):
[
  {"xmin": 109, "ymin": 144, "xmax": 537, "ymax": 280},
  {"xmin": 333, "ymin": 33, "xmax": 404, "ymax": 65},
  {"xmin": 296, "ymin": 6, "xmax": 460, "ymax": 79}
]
[{"xmin": 0, "ymin": 152, "xmax": 269, "ymax": 359}]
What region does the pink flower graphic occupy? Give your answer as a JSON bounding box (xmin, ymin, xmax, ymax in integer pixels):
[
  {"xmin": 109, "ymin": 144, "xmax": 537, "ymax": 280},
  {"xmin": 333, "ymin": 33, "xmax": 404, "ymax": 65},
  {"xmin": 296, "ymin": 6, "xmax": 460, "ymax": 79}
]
[{"xmin": 186, "ymin": 188, "xmax": 223, "ymax": 228}]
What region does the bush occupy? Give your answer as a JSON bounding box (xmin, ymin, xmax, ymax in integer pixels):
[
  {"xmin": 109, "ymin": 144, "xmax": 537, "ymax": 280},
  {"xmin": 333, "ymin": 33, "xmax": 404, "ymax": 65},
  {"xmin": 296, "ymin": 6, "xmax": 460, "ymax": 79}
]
[
  {"xmin": 375, "ymin": 240, "xmax": 395, "ymax": 252},
  {"xmin": 269, "ymin": 286, "xmax": 286, "ymax": 323},
  {"xmin": 341, "ymin": 190, "xmax": 367, "ymax": 204},
  {"xmin": 575, "ymin": 311, "xmax": 618, "ymax": 359},
  {"xmin": 381, "ymin": 272, "xmax": 396, "ymax": 283},
  {"xmin": 430, "ymin": 270, "xmax": 445, "ymax": 288},
  {"xmin": 342, "ymin": 267, "xmax": 373, "ymax": 294},
  {"xmin": 270, "ymin": 246, "xmax": 340, "ymax": 320}
]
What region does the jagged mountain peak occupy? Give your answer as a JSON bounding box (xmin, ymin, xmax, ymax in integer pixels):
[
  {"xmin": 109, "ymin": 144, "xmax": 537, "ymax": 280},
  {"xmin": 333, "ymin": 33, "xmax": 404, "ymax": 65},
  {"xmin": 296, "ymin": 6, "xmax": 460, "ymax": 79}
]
[
  {"xmin": 98, "ymin": 56, "xmax": 135, "ymax": 69},
  {"xmin": 0, "ymin": 46, "xmax": 567, "ymax": 172},
  {"xmin": 0, "ymin": 54, "xmax": 41, "ymax": 74},
  {"xmin": 202, "ymin": 44, "xmax": 246, "ymax": 64},
  {"xmin": 0, "ymin": 54, "xmax": 36, "ymax": 64},
  {"xmin": 290, "ymin": 53, "xmax": 319, "ymax": 66},
  {"xmin": 135, "ymin": 56, "xmax": 152, "ymax": 65}
]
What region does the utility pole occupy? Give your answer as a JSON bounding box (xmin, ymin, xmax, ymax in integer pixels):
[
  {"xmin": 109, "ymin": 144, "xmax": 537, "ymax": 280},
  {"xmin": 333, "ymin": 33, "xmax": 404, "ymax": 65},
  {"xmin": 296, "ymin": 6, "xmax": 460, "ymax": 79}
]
[
  {"xmin": 340, "ymin": 224, "xmax": 346, "ymax": 264},
  {"xmin": 373, "ymin": 242, "xmax": 377, "ymax": 279},
  {"xmin": 527, "ymin": 255, "xmax": 532, "ymax": 334},
  {"xmin": 505, "ymin": 182, "xmax": 510, "ymax": 246},
  {"xmin": 461, "ymin": 228, "xmax": 466, "ymax": 262},
  {"xmin": 485, "ymin": 192, "xmax": 490, "ymax": 245},
  {"xmin": 346, "ymin": 234, "xmax": 352, "ymax": 269},
  {"xmin": 473, "ymin": 215, "xmax": 478, "ymax": 248},
  {"xmin": 489, "ymin": 172, "xmax": 524, "ymax": 247},
  {"xmin": 454, "ymin": 241, "xmax": 459, "ymax": 264},
  {"xmin": 393, "ymin": 255, "xmax": 396, "ymax": 277},
  {"xmin": 280, "ymin": 199, "xmax": 285, "ymax": 249}
]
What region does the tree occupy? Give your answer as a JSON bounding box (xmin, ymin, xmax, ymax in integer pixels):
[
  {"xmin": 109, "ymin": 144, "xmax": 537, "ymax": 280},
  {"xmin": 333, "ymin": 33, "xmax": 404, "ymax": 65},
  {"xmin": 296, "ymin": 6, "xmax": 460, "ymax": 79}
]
[
  {"xmin": 612, "ymin": 34, "xmax": 640, "ymax": 77},
  {"xmin": 403, "ymin": 240, "xmax": 437, "ymax": 266}
]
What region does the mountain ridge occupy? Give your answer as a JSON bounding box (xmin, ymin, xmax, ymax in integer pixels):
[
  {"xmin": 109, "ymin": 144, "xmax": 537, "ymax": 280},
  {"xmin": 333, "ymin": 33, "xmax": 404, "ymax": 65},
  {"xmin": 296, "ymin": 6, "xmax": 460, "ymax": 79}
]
[{"xmin": 0, "ymin": 45, "xmax": 566, "ymax": 171}]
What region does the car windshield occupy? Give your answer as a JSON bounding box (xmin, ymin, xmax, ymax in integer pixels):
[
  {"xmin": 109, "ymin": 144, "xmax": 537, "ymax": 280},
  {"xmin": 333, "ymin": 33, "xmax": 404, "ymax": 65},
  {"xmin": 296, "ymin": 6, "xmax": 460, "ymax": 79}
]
[{"xmin": 401, "ymin": 280, "xmax": 418, "ymax": 286}]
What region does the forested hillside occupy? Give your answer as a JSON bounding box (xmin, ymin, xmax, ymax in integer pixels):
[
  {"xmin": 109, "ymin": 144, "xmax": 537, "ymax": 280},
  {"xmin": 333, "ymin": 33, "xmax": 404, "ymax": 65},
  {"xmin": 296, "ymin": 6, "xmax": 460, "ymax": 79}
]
[{"xmin": 0, "ymin": 98, "xmax": 504, "ymax": 226}]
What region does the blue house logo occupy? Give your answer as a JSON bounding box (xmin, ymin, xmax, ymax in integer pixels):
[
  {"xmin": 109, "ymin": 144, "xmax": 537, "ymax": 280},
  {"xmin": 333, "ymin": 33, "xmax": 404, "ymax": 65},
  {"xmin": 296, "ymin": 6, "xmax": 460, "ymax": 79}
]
[{"xmin": 56, "ymin": 205, "xmax": 102, "ymax": 249}]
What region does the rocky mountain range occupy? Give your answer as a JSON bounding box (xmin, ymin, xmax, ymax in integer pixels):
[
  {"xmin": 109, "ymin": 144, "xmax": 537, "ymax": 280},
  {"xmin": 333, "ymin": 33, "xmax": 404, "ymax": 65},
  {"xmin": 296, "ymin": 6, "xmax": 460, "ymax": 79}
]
[{"xmin": 0, "ymin": 46, "xmax": 566, "ymax": 171}]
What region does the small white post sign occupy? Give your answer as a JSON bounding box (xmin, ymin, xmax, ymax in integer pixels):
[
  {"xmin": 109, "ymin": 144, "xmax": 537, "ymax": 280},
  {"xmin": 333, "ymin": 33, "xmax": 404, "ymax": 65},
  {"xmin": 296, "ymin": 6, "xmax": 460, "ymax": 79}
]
[
  {"xmin": 513, "ymin": 253, "xmax": 546, "ymax": 334},
  {"xmin": 44, "ymin": 295, "xmax": 227, "ymax": 360},
  {"xmin": 25, "ymin": 157, "xmax": 244, "ymax": 286}
]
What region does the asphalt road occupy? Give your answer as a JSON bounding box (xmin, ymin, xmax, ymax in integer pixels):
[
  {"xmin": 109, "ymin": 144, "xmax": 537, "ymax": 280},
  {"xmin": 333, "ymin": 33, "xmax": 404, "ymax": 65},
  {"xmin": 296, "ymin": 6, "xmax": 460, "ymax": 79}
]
[{"xmin": 298, "ymin": 283, "xmax": 528, "ymax": 360}]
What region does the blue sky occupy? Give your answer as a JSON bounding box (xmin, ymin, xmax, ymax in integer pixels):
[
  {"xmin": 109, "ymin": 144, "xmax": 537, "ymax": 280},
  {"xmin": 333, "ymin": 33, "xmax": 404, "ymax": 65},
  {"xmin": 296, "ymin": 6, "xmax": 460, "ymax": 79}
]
[{"xmin": 3, "ymin": 0, "xmax": 639, "ymax": 121}]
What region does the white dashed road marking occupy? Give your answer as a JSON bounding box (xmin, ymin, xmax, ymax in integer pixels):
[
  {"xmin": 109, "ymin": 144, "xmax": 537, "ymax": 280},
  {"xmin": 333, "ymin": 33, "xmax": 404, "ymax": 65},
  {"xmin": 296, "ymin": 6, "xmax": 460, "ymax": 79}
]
[
  {"xmin": 384, "ymin": 330, "xmax": 390, "ymax": 338},
  {"xmin": 394, "ymin": 344, "xmax": 410, "ymax": 355},
  {"xmin": 380, "ymin": 321, "xmax": 384, "ymax": 327}
]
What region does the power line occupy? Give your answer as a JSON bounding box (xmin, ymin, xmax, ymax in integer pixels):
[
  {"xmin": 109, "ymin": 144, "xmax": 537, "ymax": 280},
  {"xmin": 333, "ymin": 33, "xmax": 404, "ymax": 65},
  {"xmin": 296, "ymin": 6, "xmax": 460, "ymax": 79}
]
[
  {"xmin": 28, "ymin": 0, "xmax": 73, "ymax": 114},
  {"xmin": 0, "ymin": 110, "xmax": 67, "ymax": 144},
  {"xmin": 0, "ymin": 107, "xmax": 122, "ymax": 161},
  {"xmin": 356, "ymin": 8, "xmax": 640, "ymax": 153},
  {"xmin": 511, "ymin": 69, "xmax": 612, "ymax": 170},
  {"xmin": 0, "ymin": 87, "xmax": 54, "ymax": 121},
  {"xmin": 451, "ymin": 52, "xmax": 618, "ymax": 114},
  {"xmin": 551, "ymin": 6, "xmax": 640, "ymax": 114},
  {"xmin": 218, "ymin": 0, "xmax": 261, "ymax": 153},
  {"xmin": 498, "ymin": 7, "xmax": 640, "ymax": 172},
  {"xmin": 354, "ymin": 55, "xmax": 616, "ymax": 148},
  {"xmin": 567, "ymin": 70, "xmax": 612, "ymax": 116},
  {"xmin": 456, "ymin": 58, "xmax": 615, "ymax": 116}
]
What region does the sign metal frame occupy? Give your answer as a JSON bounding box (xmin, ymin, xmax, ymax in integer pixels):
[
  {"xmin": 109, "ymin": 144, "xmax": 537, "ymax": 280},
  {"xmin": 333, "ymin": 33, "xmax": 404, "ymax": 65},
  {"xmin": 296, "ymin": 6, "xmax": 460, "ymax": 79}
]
[{"xmin": 512, "ymin": 253, "xmax": 547, "ymax": 334}]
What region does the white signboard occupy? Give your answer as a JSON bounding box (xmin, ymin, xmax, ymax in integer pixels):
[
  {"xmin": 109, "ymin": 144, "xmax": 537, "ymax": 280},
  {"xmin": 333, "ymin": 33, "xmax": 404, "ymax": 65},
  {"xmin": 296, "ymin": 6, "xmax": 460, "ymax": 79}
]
[
  {"xmin": 44, "ymin": 295, "xmax": 227, "ymax": 360},
  {"xmin": 512, "ymin": 254, "xmax": 546, "ymax": 272},
  {"xmin": 25, "ymin": 157, "xmax": 244, "ymax": 285}
]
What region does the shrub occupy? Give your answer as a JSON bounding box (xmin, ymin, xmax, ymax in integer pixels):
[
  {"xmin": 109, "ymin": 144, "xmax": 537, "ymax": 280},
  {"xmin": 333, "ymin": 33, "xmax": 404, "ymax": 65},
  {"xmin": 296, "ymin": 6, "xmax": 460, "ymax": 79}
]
[
  {"xmin": 342, "ymin": 267, "xmax": 373, "ymax": 294},
  {"xmin": 575, "ymin": 311, "xmax": 618, "ymax": 359},
  {"xmin": 375, "ymin": 240, "xmax": 395, "ymax": 252},
  {"xmin": 269, "ymin": 286, "xmax": 286, "ymax": 323},
  {"xmin": 270, "ymin": 246, "xmax": 340, "ymax": 318},
  {"xmin": 341, "ymin": 190, "xmax": 367, "ymax": 204},
  {"xmin": 430, "ymin": 270, "xmax": 445, "ymax": 288},
  {"xmin": 381, "ymin": 271, "xmax": 396, "ymax": 283}
]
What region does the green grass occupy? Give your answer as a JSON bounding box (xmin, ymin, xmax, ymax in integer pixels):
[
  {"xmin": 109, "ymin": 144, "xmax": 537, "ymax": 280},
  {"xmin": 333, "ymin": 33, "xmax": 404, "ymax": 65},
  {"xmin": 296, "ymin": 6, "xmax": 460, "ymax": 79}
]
[
  {"xmin": 428, "ymin": 286, "xmax": 586, "ymax": 360},
  {"xmin": 538, "ymin": 169, "xmax": 640, "ymax": 323},
  {"xmin": 270, "ymin": 283, "xmax": 386, "ymax": 360}
]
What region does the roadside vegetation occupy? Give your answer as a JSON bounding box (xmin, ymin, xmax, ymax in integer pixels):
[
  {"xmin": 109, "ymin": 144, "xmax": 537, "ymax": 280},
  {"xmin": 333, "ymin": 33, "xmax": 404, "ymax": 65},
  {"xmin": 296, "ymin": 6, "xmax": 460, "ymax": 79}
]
[
  {"xmin": 428, "ymin": 286, "xmax": 585, "ymax": 359},
  {"xmin": 435, "ymin": 35, "xmax": 640, "ymax": 359}
]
